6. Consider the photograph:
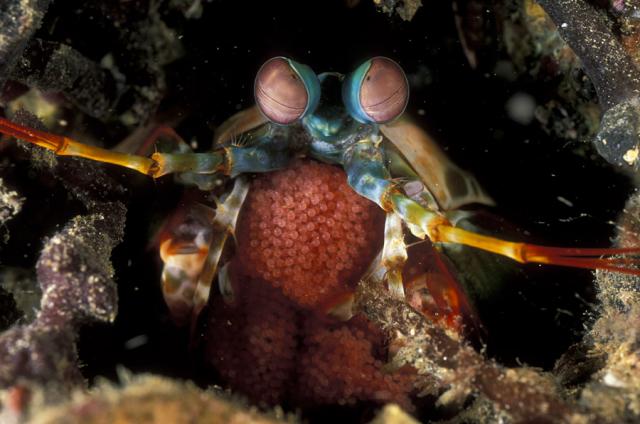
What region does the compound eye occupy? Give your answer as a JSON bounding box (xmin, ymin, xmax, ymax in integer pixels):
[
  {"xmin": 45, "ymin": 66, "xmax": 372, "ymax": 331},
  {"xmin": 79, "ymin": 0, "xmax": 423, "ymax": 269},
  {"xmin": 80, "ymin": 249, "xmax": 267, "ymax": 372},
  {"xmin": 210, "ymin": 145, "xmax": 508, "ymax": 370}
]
[
  {"xmin": 254, "ymin": 57, "xmax": 319, "ymax": 125},
  {"xmin": 343, "ymin": 57, "xmax": 409, "ymax": 124},
  {"xmin": 360, "ymin": 57, "xmax": 409, "ymax": 123}
]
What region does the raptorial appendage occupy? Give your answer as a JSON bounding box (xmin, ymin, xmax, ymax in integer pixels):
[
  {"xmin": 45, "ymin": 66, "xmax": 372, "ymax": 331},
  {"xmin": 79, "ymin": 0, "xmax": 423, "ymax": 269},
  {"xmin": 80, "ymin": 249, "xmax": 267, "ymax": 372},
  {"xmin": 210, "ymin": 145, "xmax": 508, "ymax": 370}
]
[{"xmin": 159, "ymin": 178, "xmax": 249, "ymax": 326}]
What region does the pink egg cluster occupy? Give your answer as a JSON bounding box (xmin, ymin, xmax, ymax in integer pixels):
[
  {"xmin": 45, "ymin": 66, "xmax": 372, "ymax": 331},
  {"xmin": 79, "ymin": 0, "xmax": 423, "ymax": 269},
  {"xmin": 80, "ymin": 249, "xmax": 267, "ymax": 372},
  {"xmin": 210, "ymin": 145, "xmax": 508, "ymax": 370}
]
[
  {"xmin": 205, "ymin": 278, "xmax": 297, "ymax": 405},
  {"xmin": 235, "ymin": 160, "xmax": 384, "ymax": 308},
  {"xmin": 297, "ymin": 316, "xmax": 415, "ymax": 410},
  {"xmin": 205, "ymin": 277, "xmax": 415, "ymax": 409}
]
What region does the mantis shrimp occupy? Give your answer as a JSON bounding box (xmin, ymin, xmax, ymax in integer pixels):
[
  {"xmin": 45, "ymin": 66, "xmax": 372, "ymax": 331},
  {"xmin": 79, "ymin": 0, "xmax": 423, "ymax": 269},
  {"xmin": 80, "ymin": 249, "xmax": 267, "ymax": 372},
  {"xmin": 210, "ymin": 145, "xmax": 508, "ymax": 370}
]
[{"xmin": 1, "ymin": 56, "xmax": 638, "ymax": 331}]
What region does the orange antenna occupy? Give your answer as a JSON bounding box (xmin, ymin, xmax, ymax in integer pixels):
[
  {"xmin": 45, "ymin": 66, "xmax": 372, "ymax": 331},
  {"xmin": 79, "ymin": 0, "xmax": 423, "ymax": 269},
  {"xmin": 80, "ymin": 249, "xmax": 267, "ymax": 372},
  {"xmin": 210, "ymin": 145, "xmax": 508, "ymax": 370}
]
[
  {"xmin": 0, "ymin": 117, "xmax": 160, "ymax": 176},
  {"xmin": 388, "ymin": 192, "xmax": 640, "ymax": 276},
  {"xmin": 429, "ymin": 222, "xmax": 640, "ymax": 275},
  {"xmin": 0, "ymin": 117, "xmax": 229, "ymax": 178}
]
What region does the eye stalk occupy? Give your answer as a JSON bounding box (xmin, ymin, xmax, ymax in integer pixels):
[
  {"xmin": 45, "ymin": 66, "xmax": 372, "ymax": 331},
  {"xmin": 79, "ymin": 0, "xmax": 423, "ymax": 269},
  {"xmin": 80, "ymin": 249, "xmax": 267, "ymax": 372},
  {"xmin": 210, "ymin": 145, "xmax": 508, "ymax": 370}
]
[
  {"xmin": 254, "ymin": 57, "xmax": 320, "ymax": 125},
  {"xmin": 342, "ymin": 57, "xmax": 409, "ymax": 124}
]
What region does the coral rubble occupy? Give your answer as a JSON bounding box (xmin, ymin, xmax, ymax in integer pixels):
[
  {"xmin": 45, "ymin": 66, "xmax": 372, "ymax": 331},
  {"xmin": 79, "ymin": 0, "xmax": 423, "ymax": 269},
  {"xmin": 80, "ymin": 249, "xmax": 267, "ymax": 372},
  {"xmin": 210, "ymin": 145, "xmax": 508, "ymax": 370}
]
[
  {"xmin": 373, "ymin": 0, "xmax": 422, "ymax": 21},
  {"xmin": 0, "ymin": 179, "xmax": 25, "ymax": 330},
  {"xmin": 0, "ymin": 112, "xmax": 127, "ymax": 419},
  {"xmin": 536, "ymin": 0, "xmax": 640, "ymax": 172},
  {"xmin": 0, "ymin": 206, "xmax": 125, "ymax": 400},
  {"xmin": 28, "ymin": 375, "xmax": 293, "ymax": 424},
  {"xmin": 0, "ymin": 0, "xmax": 51, "ymax": 87},
  {"xmin": 580, "ymin": 191, "xmax": 640, "ymax": 421}
]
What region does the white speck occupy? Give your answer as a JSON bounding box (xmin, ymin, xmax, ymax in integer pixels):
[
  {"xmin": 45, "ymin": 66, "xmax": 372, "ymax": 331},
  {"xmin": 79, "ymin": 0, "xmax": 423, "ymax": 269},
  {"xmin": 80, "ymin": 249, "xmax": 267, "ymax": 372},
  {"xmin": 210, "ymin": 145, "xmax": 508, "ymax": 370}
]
[
  {"xmin": 603, "ymin": 371, "xmax": 627, "ymax": 388},
  {"xmin": 561, "ymin": 22, "xmax": 568, "ymax": 28},
  {"xmin": 505, "ymin": 92, "xmax": 536, "ymax": 125},
  {"xmin": 124, "ymin": 334, "xmax": 149, "ymax": 350},
  {"xmin": 623, "ymin": 147, "xmax": 639, "ymax": 165},
  {"xmin": 557, "ymin": 196, "xmax": 574, "ymax": 207},
  {"xmin": 417, "ymin": 109, "xmax": 426, "ymax": 116}
]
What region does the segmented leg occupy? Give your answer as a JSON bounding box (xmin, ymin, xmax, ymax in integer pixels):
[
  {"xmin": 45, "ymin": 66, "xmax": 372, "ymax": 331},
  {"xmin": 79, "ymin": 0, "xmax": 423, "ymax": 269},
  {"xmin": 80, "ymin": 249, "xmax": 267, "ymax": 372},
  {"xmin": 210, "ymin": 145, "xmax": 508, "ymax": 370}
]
[
  {"xmin": 380, "ymin": 212, "xmax": 408, "ymax": 299},
  {"xmin": 160, "ymin": 177, "xmax": 250, "ymax": 327},
  {"xmin": 160, "ymin": 203, "xmax": 216, "ymax": 325},
  {"xmin": 117, "ymin": 124, "xmax": 225, "ymax": 188},
  {"xmin": 344, "ymin": 136, "xmax": 640, "ymax": 276},
  {"xmin": 192, "ymin": 177, "xmax": 250, "ymax": 319}
]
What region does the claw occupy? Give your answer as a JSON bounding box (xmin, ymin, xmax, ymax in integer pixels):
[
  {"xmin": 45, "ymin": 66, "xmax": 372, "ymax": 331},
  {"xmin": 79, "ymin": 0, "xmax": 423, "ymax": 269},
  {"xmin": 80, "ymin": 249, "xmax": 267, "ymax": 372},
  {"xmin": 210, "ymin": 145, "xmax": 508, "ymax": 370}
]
[
  {"xmin": 381, "ymin": 213, "xmax": 408, "ymax": 299},
  {"xmin": 159, "ymin": 177, "xmax": 250, "ymax": 330},
  {"xmin": 190, "ymin": 177, "xmax": 250, "ymax": 325},
  {"xmin": 366, "ymin": 212, "xmax": 480, "ymax": 334}
]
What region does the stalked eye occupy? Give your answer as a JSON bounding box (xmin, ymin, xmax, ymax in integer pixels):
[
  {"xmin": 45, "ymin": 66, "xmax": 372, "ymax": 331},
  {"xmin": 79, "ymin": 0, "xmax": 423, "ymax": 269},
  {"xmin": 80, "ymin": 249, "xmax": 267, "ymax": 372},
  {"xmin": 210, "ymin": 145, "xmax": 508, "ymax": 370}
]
[
  {"xmin": 254, "ymin": 57, "xmax": 320, "ymax": 125},
  {"xmin": 342, "ymin": 57, "xmax": 409, "ymax": 124}
]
